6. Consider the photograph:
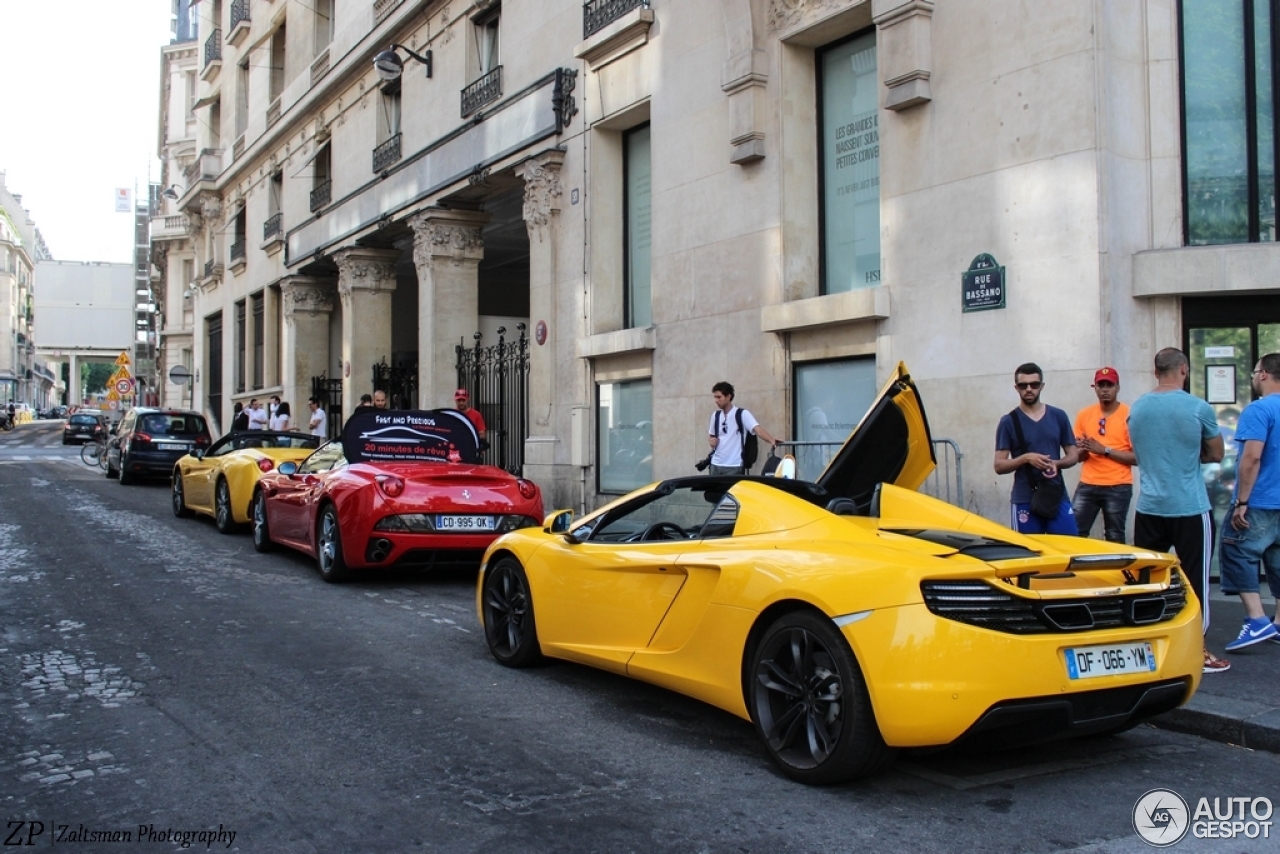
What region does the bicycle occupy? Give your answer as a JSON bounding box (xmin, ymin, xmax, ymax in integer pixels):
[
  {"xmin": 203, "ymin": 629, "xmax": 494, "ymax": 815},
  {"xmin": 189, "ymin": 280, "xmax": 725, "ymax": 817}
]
[{"xmin": 80, "ymin": 436, "xmax": 110, "ymax": 469}]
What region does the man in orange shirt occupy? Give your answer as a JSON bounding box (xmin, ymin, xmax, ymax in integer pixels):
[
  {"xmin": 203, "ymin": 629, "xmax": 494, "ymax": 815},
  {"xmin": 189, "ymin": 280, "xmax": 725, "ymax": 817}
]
[{"xmin": 1073, "ymin": 367, "xmax": 1137, "ymax": 542}]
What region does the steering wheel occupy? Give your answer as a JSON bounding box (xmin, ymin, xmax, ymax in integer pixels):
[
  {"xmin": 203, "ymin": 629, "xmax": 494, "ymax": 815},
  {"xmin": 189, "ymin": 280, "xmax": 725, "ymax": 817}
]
[{"xmin": 639, "ymin": 521, "xmax": 686, "ymax": 541}]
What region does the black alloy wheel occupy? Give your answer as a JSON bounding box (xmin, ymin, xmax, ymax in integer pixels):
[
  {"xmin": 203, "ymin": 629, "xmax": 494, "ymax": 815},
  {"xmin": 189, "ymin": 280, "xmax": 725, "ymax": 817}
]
[
  {"xmin": 117, "ymin": 452, "xmax": 135, "ymax": 485},
  {"xmin": 748, "ymin": 610, "xmax": 893, "ymax": 784},
  {"xmin": 251, "ymin": 490, "xmax": 273, "ymax": 553},
  {"xmin": 482, "ymin": 557, "xmax": 542, "ymax": 667},
  {"xmin": 214, "ymin": 479, "xmax": 236, "ymax": 534},
  {"xmin": 316, "ymin": 504, "xmax": 350, "ymax": 582},
  {"xmin": 171, "ymin": 473, "xmax": 194, "ymax": 518}
]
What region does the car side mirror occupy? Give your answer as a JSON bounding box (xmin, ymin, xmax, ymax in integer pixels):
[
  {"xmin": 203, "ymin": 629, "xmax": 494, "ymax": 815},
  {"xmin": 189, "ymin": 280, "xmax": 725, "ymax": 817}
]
[
  {"xmin": 278, "ymin": 461, "xmax": 298, "ymax": 476},
  {"xmin": 544, "ymin": 509, "xmax": 573, "ymax": 533}
]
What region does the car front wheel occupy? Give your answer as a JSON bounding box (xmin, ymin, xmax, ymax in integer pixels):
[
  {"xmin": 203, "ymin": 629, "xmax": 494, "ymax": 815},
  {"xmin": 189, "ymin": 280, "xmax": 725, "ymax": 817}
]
[
  {"xmin": 214, "ymin": 479, "xmax": 236, "ymax": 534},
  {"xmin": 251, "ymin": 490, "xmax": 273, "ymax": 553},
  {"xmin": 748, "ymin": 610, "xmax": 893, "ymax": 784},
  {"xmin": 482, "ymin": 557, "xmax": 542, "ymax": 667},
  {"xmin": 171, "ymin": 474, "xmax": 194, "ymax": 518},
  {"xmin": 316, "ymin": 505, "xmax": 350, "ymax": 582}
]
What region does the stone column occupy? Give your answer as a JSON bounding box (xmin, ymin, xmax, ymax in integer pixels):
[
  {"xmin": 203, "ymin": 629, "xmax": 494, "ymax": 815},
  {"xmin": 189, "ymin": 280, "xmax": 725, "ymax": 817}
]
[
  {"xmin": 515, "ymin": 150, "xmax": 565, "ymax": 490},
  {"xmin": 263, "ymin": 285, "xmax": 280, "ymax": 389},
  {"xmin": 408, "ymin": 208, "xmax": 488, "ymax": 408},
  {"xmin": 334, "ymin": 248, "xmax": 398, "ymax": 418},
  {"xmin": 280, "ymin": 276, "xmax": 336, "ymax": 419}
]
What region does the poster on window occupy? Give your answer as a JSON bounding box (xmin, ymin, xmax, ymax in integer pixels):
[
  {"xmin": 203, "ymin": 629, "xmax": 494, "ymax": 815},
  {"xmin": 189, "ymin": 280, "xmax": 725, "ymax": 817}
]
[
  {"xmin": 1206, "ymin": 365, "xmax": 1237, "ymax": 404},
  {"xmin": 822, "ymin": 33, "xmax": 880, "ymax": 294}
]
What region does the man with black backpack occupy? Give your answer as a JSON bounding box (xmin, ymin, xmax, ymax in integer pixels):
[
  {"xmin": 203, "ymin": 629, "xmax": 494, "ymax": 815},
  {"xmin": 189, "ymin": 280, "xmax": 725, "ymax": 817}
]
[
  {"xmin": 706, "ymin": 381, "xmax": 780, "ymax": 475},
  {"xmin": 994, "ymin": 362, "xmax": 1079, "ymax": 535}
]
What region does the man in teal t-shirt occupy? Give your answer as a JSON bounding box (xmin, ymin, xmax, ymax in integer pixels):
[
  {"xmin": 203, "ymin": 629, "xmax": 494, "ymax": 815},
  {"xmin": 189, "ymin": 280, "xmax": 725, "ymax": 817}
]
[{"xmin": 1128, "ymin": 348, "xmax": 1227, "ymax": 673}]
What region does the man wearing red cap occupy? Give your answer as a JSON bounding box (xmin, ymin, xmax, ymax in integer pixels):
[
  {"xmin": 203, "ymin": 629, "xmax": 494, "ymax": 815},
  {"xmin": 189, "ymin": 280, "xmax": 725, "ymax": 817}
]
[
  {"xmin": 454, "ymin": 389, "xmax": 486, "ymax": 441},
  {"xmin": 1072, "ymin": 367, "xmax": 1136, "ymax": 542}
]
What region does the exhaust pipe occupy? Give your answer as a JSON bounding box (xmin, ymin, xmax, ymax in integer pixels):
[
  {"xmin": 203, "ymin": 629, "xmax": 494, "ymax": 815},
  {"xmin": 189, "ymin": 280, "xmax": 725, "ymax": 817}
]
[{"xmin": 366, "ymin": 538, "xmax": 393, "ymax": 563}]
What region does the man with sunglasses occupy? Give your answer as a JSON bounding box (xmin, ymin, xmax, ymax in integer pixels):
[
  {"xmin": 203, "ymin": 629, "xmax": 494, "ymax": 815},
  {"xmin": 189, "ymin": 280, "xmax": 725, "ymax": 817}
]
[
  {"xmin": 707, "ymin": 381, "xmax": 780, "ymax": 475},
  {"xmin": 1129, "ymin": 347, "xmax": 1229, "ymax": 673},
  {"xmin": 1072, "ymin": 367, "xmax": 1136, "ymax": 542},
  {"xmin": 995, "ymin": 363, "xmax": 1079, "ymax": 535}
]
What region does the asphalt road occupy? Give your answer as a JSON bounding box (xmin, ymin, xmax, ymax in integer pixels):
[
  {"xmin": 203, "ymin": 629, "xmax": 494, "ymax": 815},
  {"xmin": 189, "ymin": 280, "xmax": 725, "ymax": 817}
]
[{"xmin": 1, "ymin": 422, "xmax": 1277, "ymax": 853}]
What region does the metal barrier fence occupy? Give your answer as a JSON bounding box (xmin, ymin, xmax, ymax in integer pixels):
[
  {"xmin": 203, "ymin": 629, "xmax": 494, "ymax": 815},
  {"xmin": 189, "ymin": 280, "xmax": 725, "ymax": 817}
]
[{"xmin": 775, "ymin": 438, "xmax": 964, "ymax": 505}]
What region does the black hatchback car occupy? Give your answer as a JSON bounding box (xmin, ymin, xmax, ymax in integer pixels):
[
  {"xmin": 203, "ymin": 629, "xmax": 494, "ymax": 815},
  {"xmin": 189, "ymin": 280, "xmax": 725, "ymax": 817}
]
[
  {"xmin": 63, "ymin": 411, "xmax": 109, "ymax": 445},
  {"xmin": 107, "ymin": 408, "xmax": 212, "ymax": 485}
]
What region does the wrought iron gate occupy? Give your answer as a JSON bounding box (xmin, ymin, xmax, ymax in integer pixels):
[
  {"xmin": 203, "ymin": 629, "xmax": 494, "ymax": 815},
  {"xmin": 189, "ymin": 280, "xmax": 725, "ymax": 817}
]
[
  {"xmin": 371, "ymin": 357, "xmax": 419, "ymax": 410},
  {"xmin": 309, "ymin": 374, "xmax": 343, "ymax": 440},
  {"xmin": 455, "ymin": 325, "xmax": 530, "ymax": 474}
]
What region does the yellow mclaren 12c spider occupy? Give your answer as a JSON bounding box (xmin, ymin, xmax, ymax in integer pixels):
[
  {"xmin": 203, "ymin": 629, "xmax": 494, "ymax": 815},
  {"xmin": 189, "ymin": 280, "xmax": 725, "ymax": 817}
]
[
  {"xmin": 476, "ymin": 364, "xmax": 1202, "ymax": 784},
  {"xmin": 172, "ymin": 431, "xmax": 322, "ymax": 534}
]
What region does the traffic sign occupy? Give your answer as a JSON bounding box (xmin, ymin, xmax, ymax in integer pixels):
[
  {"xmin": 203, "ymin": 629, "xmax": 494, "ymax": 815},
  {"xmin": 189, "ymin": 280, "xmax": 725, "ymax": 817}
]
[
  {"xmin": 106, "ymin": 388, "xmax": 120, "ymax": 401},
  {"xmin": 107, "ymin": 400, "xmax": 120, "ymax": 410},
  {"xmin": 169, "ymin": 365, "xmax": 192, "ymax": 385},
  {"xmin": 115, "ymin": 352, "xmax": 132, "ymax": 366},
  {"xmin": 115, "ymin": 378, "xmax": 134, "ymax": 395}
]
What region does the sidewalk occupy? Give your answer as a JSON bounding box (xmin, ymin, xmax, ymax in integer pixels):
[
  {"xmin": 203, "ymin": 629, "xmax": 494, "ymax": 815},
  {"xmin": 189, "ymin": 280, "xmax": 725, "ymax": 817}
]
[{"xmin": 1151, "ymin": 590, "xmax": 1280, "ymax": 753}]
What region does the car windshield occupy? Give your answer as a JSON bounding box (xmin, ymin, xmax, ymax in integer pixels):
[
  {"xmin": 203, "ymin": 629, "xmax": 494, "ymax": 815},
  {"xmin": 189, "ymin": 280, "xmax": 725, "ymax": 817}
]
[
  {"xmin": 69, "ymin": 415, "xmax": 99, "ymax": 426},
  {"xmin": 141, "ymin": 414, "xmax": 207, "ymax": 436},
  {"xmin": 233, "ymin": 433, "xmax": 320, "ymax": 450}
]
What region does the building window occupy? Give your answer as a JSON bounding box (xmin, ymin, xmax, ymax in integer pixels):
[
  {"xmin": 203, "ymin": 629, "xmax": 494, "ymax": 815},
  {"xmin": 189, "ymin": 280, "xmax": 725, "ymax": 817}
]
[
  {"xmin": 209, "ymin": 98, "xmax": 221, "ymax": 148},
  {"xmin": 598, "ymin": 379, "xmax": 652, "ymax": 494},
  {"xmin": 314, "ymin": 0, "xmax": 334, "ymax": 52},
  {"xmin": 624, "ymin": 123, "xmax": 652, "ymax": 328},
  {"xmin": 207, "ymin": 311, "xmax": 223, "ymax": 428},
  {"xmin": 236, "ymin": 58, "xmax": 249, "ymax": 137},
  {"xmin": 270, "ymin": 23, "xmax": 287, "ymax": 103},
  {"xmin": 310, "ymin": 143, "xmax": 332, "ymax": 211},
  {"xmin": 793, "ymin": 358, "xmax": 876, "ymax": 480},
  {"xmin": 234, "ymin": 299, "xmax": 246, "ymax": 393},
  {"xmin": 252, "ymin": 292, "xmax": 264, "ymax": 390},
  {"xmin": 819, "ymin": 31, "xmax": 880, "ymax": 294},
  {"xmin": 473, "ymin": 4, "xmax": 500, "ymax": 77},
  {"xmin": 1180, "ymin": 0, "xmax": 1277, "ymax": 244},
  {"xmin": 379, "ymin": 82, "xmax": 402, "ymax": 143}
]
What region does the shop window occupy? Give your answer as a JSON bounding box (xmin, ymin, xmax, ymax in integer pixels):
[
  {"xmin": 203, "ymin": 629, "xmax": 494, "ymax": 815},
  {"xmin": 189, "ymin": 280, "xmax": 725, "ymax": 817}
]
[
  {"xmin": 819, "ymin": 31, "xmax": 880, "ymax": 294},
  {"xmin": 1181, "ymin": 0, "xmax": 1277, "ymax": 244},
  {"xmin": 793, "ymin": 358, "xmax": 876, "ymax": 479},
  {"xmin": 598, "ymin": 379, "xmax": 652, "ymax": 494},
  {"xmin": 625, "ymin": 123, "xmax": 652, "ymax": 328}
]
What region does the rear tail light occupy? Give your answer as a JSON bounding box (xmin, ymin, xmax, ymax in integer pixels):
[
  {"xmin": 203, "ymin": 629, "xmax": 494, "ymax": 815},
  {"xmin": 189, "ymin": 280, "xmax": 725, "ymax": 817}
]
[
  {"xmin": 375, "ymin": 474, "xmax": 405, "ymax": 497},
  {"xmin": 130, "ymin": 431, "xmax": 153, "ymax": 450},
  {"xmin": 196, "ymin": 435, "xmax": 211, "ymax": 447},
  {"xmin": 257, "ymin": 458, "xmax": 275, "ymax": 473},
  {"xmin": 517, "ymin": 479, "xmax": 538, "ymax": 500}
]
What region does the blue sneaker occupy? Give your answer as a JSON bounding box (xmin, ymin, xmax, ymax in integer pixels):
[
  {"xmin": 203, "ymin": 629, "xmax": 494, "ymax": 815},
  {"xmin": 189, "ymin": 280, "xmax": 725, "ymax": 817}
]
[{"xmin": 1225, "ymin": 617, "xmax": 1280, "ymax": 651}]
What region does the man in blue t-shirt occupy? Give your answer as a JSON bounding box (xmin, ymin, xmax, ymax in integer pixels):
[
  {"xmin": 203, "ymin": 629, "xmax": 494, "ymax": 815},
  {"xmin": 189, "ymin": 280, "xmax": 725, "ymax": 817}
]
[
  {"xmin": 995, "ymin": 362, "xmax": 1079, "ymax": 535},
  {"xmin": 1128, "ymin": 347, "xmax": 1228, "ymax": 673},
  {"xmin": 1219, "ymin": 352, "xmax": 1280, "ymax": 651}
]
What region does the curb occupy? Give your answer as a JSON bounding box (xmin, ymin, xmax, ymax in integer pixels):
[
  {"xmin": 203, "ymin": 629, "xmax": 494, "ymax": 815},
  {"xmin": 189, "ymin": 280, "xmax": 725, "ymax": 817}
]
[{"xmin": 1153, "ymin": 693, "xmax": 1280, "ymax": 754}]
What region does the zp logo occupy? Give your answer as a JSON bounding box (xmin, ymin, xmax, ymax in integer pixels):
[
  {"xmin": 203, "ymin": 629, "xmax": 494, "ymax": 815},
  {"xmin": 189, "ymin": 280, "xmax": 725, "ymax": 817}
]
[{"xmin": 1134, "ymin": 788, "xmax": 1191, "ymax": 847}]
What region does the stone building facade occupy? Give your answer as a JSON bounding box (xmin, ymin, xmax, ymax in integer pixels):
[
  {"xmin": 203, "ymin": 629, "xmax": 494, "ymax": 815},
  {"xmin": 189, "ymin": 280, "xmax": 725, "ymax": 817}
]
[
  {"xmin": 159, "ymin": 0, "xmax": 1280, "ymax": 521},
  {"xmin": 0, "ymin": 173, "xmax": 56, "ymax": 409}
]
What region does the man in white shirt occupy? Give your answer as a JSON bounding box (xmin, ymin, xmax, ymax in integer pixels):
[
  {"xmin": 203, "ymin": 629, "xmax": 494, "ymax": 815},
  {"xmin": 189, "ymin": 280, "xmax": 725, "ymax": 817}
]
[
  {"xmin": 246, "ymin": 399, "xmax": 269, "ymax": 430},
  {"xmin": 307, "ymin": 397, "xmax": 328, "ymax": 438},
  {"xmin": 707, "ymin": 381, "xmax": 779, "ymax": 475}
]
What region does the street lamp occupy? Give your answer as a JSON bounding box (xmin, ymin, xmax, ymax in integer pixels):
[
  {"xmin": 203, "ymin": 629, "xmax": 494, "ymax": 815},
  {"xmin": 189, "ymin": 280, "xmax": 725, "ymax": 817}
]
[
  {"xmin": 373, "ymin": 44, "xmax": 432, "ymax": 81},
  {"xmin": 162, "ymin": 184, "xmax": 183, "ymax": 200}
]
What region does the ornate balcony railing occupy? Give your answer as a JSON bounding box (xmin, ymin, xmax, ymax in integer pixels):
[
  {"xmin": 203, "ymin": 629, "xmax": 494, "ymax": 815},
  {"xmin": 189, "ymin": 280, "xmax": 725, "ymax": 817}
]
[
  {"xmin": 232, "ymin": 135, "xmax": 246, "ymax": 160},
  {"xmin": 374, "ymin": 0, "xmax": 405, "ymax": 25},
  {"xmin": 461, "ymin": 66, "xmax": 502, "ymax": 117},
  {"xmin": 372, "ymin": 133, "xmax": 402, "ymax": 173},
  {"xmin": 204, "ymin": 30, "xmax": 222, "ymax": 67},
  {"xmin": 230, "ymin": 239, "xmax": 247, "ymax": 262},
  {"xmin": 310, "ymin": 179, "xmax": 332, "ymax": 213},
  {"xmin": 230, "ymin": 0, "xmax": 250, "ymax": 30},
  {"xmin": 266, "ymin": 98, "xmax": 281, "ymax": 127},
  {"xmin": 263, "ymin": 213, "xmax": 283, "ymax": 240},
  {"xmin": 310, "ymin": 49, "xmax": 331, "ymax": 86},
  {"xmin": 583, "ymin": 0, "xmax": 649, "ymax": 38}
]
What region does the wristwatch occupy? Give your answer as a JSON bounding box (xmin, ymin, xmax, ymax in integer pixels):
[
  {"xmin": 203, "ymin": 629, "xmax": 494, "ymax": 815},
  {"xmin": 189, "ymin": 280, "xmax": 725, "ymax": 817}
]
[
  {"xmin": 1103, "ymin": 447, "xmax": 1111, "ymax": 457},
  {"xmin": 1232, "ymin": 499, "xmax": 1249, "ymax": 508}
]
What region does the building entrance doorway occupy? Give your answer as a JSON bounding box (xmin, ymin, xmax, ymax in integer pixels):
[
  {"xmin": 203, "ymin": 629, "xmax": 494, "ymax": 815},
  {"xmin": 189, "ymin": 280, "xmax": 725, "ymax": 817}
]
[{"xmin": 1182, "ymin": 297, "xmax": 1280, "ymax": 572}]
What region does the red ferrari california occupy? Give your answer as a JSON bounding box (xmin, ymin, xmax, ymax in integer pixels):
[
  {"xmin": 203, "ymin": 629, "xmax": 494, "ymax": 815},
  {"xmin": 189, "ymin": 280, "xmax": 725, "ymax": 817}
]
[{"xmin": 252, "ymin": 408, "xmax": 543, "ymax": 581}]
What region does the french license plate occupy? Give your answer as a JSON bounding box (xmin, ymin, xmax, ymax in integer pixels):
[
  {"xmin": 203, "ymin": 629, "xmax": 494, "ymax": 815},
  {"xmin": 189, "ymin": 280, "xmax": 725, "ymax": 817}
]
[
  {"xmin": 436, "ymin": 515, "xmax": 495, "ymax": 532},
  {"xmin": 156, "ymin": 442, "xmax": 189, "ymax": 451},
  {"xmin": 1065, "ymin": 641, "xmax": 1156, "ymax": 680}
]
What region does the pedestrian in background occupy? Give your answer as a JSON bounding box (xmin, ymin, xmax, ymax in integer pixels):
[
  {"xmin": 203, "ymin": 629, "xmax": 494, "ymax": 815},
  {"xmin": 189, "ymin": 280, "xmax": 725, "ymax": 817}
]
[
  {"xmin": 994, "ymin": 362, "xmax": 1079, "ymax": 535},
  {"xmin": 307, "ymin": 397, "xmax": 327, "ymax": 438},
  {"xmin": 352, "ymin": 394, "xmax": 375, "ymax": 414},
  {"xmin": 269, "ymin": 401, "xmax": 291, "ymax": 432},
  {"xmin": 1220, "ymin": 353, "xmax": 1280, "ymax": 651},
  {"xmin": 231, "ymin": 402, "xmax": 249, "ymax": 432},
  {"xmin": 373, "ymin": 390, "xmax": 389, "ymax": 409},
  {"xmin": 1128, "ymin": 347, "xmax": 1229, "ymax": 673},
  {"xmin": 1073, "ymin": 367, "xmax": 1136, "ymax": 542},
  {"xmin": 246, "ymin": 399, "xmax": 268, "ymax": 430},
  {"xmin": 707, "ymin": 381, "xmax": 779, "ymax": 476},
  {"xmin": 453, "ymin": 389, "xmax": 486, "ymax": 440}
]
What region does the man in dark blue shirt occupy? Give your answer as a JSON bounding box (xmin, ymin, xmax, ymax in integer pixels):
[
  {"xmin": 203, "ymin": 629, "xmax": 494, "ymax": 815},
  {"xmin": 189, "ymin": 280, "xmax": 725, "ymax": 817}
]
[{"xmin": 994, "ymin": 362, "xmax": 1079, "ymax": 534}]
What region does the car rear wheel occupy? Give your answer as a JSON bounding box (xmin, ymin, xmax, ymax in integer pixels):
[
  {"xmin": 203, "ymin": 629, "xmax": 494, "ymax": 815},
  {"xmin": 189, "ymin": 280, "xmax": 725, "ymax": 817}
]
[
  {"xmin": 118, "ymin": 453, "xmax": 134, "ymax": 485},
  {"xmin": 105, "ymin": 450, "xmax": 119, "ymax": 479},
  {"xmin": 251, "ymin": 490, "xmax": 273, "ymax": 553},
  {"xmin": 316, "ymin": 505, "xmax": 350, "ymax": 583},
  {"xmin": 482, "ymin": 557, "xmax": 542, "ymax": 667},
  {"xmin": 171, "ymin": 474, "xmax": 194, "ymax": 518},
  {"xmin": 748, "ymin": 610, "xmax": 894, "ymax": 784},
  {"xmin": 214, "ymin": 479, "xmax": 236, "ymax": 534}
]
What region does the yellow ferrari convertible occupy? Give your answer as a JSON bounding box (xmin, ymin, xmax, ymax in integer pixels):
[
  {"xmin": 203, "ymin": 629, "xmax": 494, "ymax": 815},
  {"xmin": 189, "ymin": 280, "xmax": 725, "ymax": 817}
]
[
  {"xmin": 476, "ymin": 364, "xmax": 1202, "ymax": 784},
  {"xmin": 172, "ymin": 431, "xmax": 321, "ymax": 533}
]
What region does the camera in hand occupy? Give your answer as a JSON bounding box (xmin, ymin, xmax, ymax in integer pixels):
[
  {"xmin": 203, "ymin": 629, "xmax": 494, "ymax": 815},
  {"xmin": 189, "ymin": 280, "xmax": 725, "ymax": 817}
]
[{"xmin": 694, "ymin": 453, "xmax": 713, "ymax": 472}]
